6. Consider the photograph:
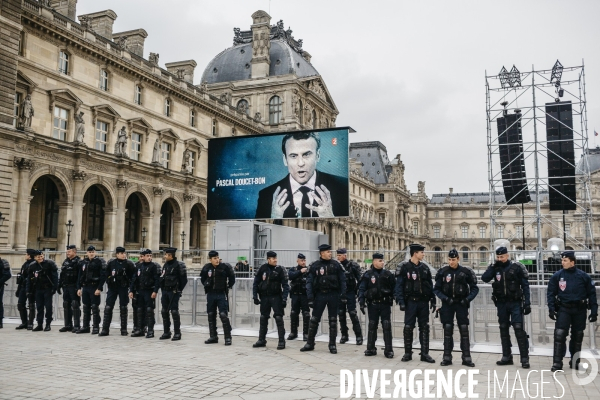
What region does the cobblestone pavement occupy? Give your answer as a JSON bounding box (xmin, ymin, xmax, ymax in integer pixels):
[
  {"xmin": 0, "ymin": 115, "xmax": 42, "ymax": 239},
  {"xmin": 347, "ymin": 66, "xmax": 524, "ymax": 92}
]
[{"xmin": 0, "ymin": 319, "xmax": 598, "ymax": 400}]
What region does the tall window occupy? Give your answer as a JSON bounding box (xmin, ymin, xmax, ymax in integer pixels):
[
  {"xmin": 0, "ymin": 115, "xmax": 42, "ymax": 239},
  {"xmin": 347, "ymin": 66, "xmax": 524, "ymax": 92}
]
[
  {"xmin": 95, "ymin": 121, "xmax": 108, "ymax": 152},
  {"xmin": 434, "ymin": 247, "xmax": 443, "ymax": 264},
  {"xmin": 160, "ymin": 201, "xmax": 174, "ymax": 245},
  {"xmin": 352, "ymin": 184, "xmax": 355, "ymax": 194},
  {"xmin": 131, "ymin": 133, "xmax": 141, "ymax": 161},
  {"xmin": 43, "ymin": 179, "xmax": 59, "ymax": 238},
  {"xmin": 516, "ymin": 225, "xmax": 523, "ymax": 239},
  {"xmin": 58, "ymin": 51, "xmax": 69, "ymax": 74},
  {"xmin": 19, "ymin": 31, "xmax": 25, "ymax": 56},
  {"xmin": 479, "ymin": 226, "xmax": 486, "ymax": 238},
  {"xmin": 461, "ymin": 226, "xmax": 468, "ymax": 238},
  {"xmin": 86, "ymin": 186, "xmax": 104, "ymax": 241},
  {"xmin": 497, "ymin": 225, "xmax": 504, "ymax": 239},
  {"xmin": 134, "ymin": 85, "xmax": 142, "ymax": 105},
  {"xmin": 212, "ymin": 119, "xmax": 217, "ymax": 136},
  {"xmin": 189, "ymin": 151, "xmax": 196, "ymax": 174},
  {"xmin": 379, "ymin": 193, "xmax": 384, "ymax": 202},
  {"xmin": 533, "ymin": 226, "xmax": 538, "ymax": 238},
  {"xmin": 480, "ymin": 210, "xmax": 485, "ymax": 217},
  {"xmin": 564, "ymin": 224, "xmax": 570, "ymax": 236},
  {"xmin": 125, "ymin": 195, "xmax": 141, "ymax": 243},
  {"xmin": 434, "ymin": 211, "xmax": 439, "ymax": 218},
  {"xmin": 269, "ymin": 96, "xmax": 282, "ymax": 124},
  {"xmin": 164, "ymin": 98, "xmax": 171, "ymax": 116},
  {"xmin": 461, "ymin": 247, "xmax": 470, "ymax": 261},
  {"xmin": 14, "ymin": 92, "xmax": 21, "ymax": 127},
  {"xmin": 479, "ymin": 247, "xmax": 488, "ymax": 264},
  {"xmin": 161, "ymin": 142, "xmax": 171, "ymax": 168},
  {"xmin": 462, "ymin": 210, "xmax": 467, "ymax": 217},
  {"xmin": 414, "ymin": 204, "xmax": 418, "ymax": 212},
  {"xmin": 99, "ymin": 69, "xmax": 108, "ymax": 91},
  {"xmin": 190, "ymin": 109, "xmax": 196, "ymax": 127},
  {"xmin": 52, "ymin": 107, "xmax": 68, "ymax": 140},
  {"xmin": 413, "ymin": 221, "xmax": 419, "ymax": 236},
  {"xmin": 433, "ymin": 226, "xmax": 440, "ymax": 238}
]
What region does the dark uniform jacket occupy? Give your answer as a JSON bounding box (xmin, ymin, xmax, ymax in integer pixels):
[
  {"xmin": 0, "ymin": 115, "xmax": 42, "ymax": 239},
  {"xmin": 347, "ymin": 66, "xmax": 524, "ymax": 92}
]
[
  {"xmin": 433, "ymin": 264, "xmax": 479, "ymax": 302},
  {"xmin": 341, "ymin": 259, "xmax": 362, "ymax": 294},
  {"xmin": 59, "ymin": 256, "xmax": 81, "ymax": 289},
  {"xmin": 26, "ymin": 259, "xmax": 58, "ymax": 293},
  {"xmin": 129, "ymin": 261, "xmax": 161, "ymax": 293},
  {"xmin": 200, "ymin": 262, "xmax": 235, "ymax": 294},
  {"xmin": 306, "ymin": 258, "xmax": 346, "ymax": 300},
  {"xmin": 358, "ymin": 266, "xmax": 396, "ymax": 305},
  {"xmin": 288, "ymin": 265, "xmax": 309, "ymax": 295},
  {"xmin": 105, "ymin": 258, "xmax": 136, "ymax": 290},
  {"xmin": 16, "ymin": 259, "xmax": 33, "ymax": 296},
  {"xmin": 547, "ymin": 266, "xmax": 598, "ymax": 315},
  {"xmin": 482, "ymin": 260, "xmax": 531, "ymax": 305},
  {"xmin": 77, "ymin": 256, "xmax": 107, "ymax": 291},
  {"xmin": 253, "ymin": 263, "xmax": 290, "ymax": 300},
  {"xmin": 0, "ymin": 258, "xmax": 11, "ymax": 286},
  {"xmin": 394, "ymin": 260, "xmax": 435, "ymax": 306},
  {"xmin": 160, "ymin": 258, "xmax": 188, "ymax": 292}
]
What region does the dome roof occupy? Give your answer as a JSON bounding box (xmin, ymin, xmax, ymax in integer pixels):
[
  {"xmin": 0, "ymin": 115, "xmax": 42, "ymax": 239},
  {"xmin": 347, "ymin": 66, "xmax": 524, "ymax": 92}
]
[{"xmin": 200, "ymin": 21, "xmax": 320, "ymax": 84}]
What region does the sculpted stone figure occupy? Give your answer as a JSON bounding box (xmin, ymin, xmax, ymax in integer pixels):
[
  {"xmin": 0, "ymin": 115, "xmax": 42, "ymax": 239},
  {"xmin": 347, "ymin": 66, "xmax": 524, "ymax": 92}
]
[
  {"xmin": 74, "ymin": 111, "xmax": 85, "ymax": 143},
  {"xmin": 19, "ymin": 94, "xmax": 34, "ymax": 129},
  {"xmin": 114, "ymin": 126, "xmax": 128, "ymax": 156},
  {"xmin": 149, "ymin": 52, "xmax": 159, "ymax": 66},
  {"xmin": 152, "ymin": 139, "xmax": 161, "ymax": 163},
  {"xmin": 182, "ymin": 149, "xmax": 193, "ymax": 173}
]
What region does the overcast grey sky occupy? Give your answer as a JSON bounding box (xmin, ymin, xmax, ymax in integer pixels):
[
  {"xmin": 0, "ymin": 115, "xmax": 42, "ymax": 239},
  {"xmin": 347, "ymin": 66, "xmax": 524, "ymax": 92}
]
[{"xmin": 78, "ymin": 0, "xmax": 600, "ymax": 195}]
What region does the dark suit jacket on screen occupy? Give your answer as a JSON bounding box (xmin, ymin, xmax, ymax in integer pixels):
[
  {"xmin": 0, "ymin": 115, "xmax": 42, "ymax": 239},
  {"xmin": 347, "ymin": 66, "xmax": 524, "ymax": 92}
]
[{"xmin": 254, "ymin": 170, "xmax": 348, "ymax": 219}]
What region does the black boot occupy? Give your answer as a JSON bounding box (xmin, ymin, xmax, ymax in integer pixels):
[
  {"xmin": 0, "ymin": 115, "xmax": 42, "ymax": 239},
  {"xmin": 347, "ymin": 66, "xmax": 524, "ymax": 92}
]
[
  {"xmin": 132, "ymin": 299, "xmax": 139, "ymax": 333},
  {"xmin": 569, "ymin": 331, "xmax": 584, "ymax": 370},
  {"xmin": 496, "ymin": 323, "xmax": 513, "ymax": 365},
  {"xmin": 27, "ymin": 302, "xmax": 35, "ymax": 330},
  {"xmin": 440, "ymin": 324, "xmax": 453, "ymax": 366},
  {"xmin": 364, "ymin": 321, "xmax": 378, "ymax": 356},
  {"xmin": 349, "ymin": 310, "xmax": 363, "ymax": 345},
  {"xmin": 287, "ymin": 310, "xmax": 299, "ymax": 340},
  {"xmin": 275, "ymin": 315, "xmax": 286, "ymax": 350},
  {"xmin": 44, "ymin": 319, "xmax": 52, "ymax": 332},
  {"xmin": 220, "ymin": 312, "xmax": 232, "ymax": 345},
  {"xmin": 59, "ymin": 301, "xmax": 72, "ymax": 332},
  {"xmin": 383, "ymin": 320, "xmax": 394, "ymax": 359},
  {"xmin": 99, "ymin": 305, "xmax": 113, "ymax": 336},
  {"xmin": 119, "ymin": 306, "xmax": 128, "ymax": 336},
  {"xmin": 419, "ymin": 324, "xmax": 435, "ymax": 363},
  {"xmin": 16, "ymin": 304, "xmax": 28, "ymax": 330},
  {"xmin": 459, "ymin": 325, "xmax": 475, "ymax": 367},
  {"xmin": 551, "ymin": 328, "xmax": 567, "ymax": 371},
  {"xmin": 172, "ymin": 310, "xmax": 182, "ymax": 341},
  {"xmin": 32, "ymin": 323, "xmax": 43, "ymax": 331},
  {"xmin": 302, "ymin": 311, "xmax": 310, "ymax": 341},
  {"xmin": 145, "ymin": 307, "xmax": 155, "ymax": 338},
  {"xmin": 76, "ymin": 305, "xmax": 91, "ymax": 334},
  {"xmin": 253, "ymin": 315, "xmax": 268, "ymax": 347},
  {"xmin": 91, "ymin": 304, "xmax": 101, "ymax": 335},
  {"xmin": 401, "ymin": 325, "xmax": 414, "ymax": 361},
  {"xmin": 204, "ymin": 312, "xmax": 218, "ymax": 344},
  {"xmin": 72, "ymin": 301, "xmax": 81, "ymax": 333},
  {"xmin": 300, "ymin": 317, "xmax": 319, "ymax": 352},
  {"xmin": 130, "ymin": 308, "xmax": 145, "ymax": 337},
  {"xmin": 514, "ymin": 323, "xmax": 530, "ymax": 368},
  {"xmin": 328, "ymin": 316, "xmax": 338, "ymax": 354},
  {"xmin": 339, "ymin": 309, "xmax": 349, "ymax": 344},
  {"xmin": 160, "ymin": 309, "xmax": 172, "ymax": 340}
]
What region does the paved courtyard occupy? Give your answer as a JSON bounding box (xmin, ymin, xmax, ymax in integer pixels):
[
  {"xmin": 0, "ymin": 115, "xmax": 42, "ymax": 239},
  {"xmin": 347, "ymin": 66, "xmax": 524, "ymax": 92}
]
[{"xmin": 0, "ymin": 319, "xmax": 598, "ymax": 400}]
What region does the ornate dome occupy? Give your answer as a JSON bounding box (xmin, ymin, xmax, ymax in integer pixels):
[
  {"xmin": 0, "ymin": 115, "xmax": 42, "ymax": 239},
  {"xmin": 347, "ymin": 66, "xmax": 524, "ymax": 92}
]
[{"xmin": 200, "ymin": 20, "xmax": 319, "ymax": 84}]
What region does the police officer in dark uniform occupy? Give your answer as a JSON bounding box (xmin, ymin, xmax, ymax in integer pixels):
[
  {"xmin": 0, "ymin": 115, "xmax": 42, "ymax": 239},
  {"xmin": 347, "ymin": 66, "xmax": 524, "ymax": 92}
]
[
  {"xmin": 301, "ymin": 244, "xmax": 347, "ymax": 354},
  {"xmin": 159, "ymin": 247, "xmax": 188, "ymax": 341},
  {"xmin": 394, "ymin": 243, "xmax": 436, "ymax": 363},
  {"xmin": 76, "ymin": 245, "xmax": 107, "ymax": 334},
  {"xmin": 481, "ymin": 246, "xmax": 531, "ymax": 368},
  {"xmin": 15, "ymin": 249, "xmax": 36, "ymax": 330},
  {"xmin": 131, "ymin": 258, "xmax": 146, "ymax": 335},
  {"xmin": 337, "ymin": 248, "xmax": 363, "ymax": 345},
  {"xmin": 129, "ymin": 249, "xmax": 160, "ymax": 338},
  {"xmin": 200, "ymin": 250, "xmax": 235, "ymax": 345},
  {"xmin": 26, "ymin": 250, "xmax": 58, "ymax": 331},
  {"xmin": 433, "ymin": 249, "xmax": 479, "ymax": 367},
  {"xmin": 548, "ymin": 251, "xmax": 598, "ymax": 371},
  {"xmin": 287, "ymin": 253, "xmax": 310, "ymax": 341},
  {"xmin": 58, "ymin": 245, "xmax": 81, "ymax": 333},
  {"xmin": 252, "ymin": 251, "xmax": 290, "ymax": 350},
  {"xmin": 100, "ymin": 247, "xmax": 136, "ymax": 337},
  {"xmin": 0, "ymin": 256, "xmax": 11, "ymax": 328},
  {"xmin": 358, "ymin": 252, "xmax": 396, "ymax": 358}
]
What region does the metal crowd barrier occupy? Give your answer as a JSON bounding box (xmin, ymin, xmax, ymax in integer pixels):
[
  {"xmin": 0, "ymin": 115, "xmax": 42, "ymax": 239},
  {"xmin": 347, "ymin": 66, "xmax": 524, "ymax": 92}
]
[{"xmin": 2, "ymin": 278, "xmax": 598, "ymax": 351}]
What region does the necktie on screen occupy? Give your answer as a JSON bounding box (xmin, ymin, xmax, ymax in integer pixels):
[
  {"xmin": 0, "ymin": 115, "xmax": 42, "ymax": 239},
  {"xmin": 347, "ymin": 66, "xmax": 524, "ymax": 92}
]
[{"xmin": 299, "ymin": 186, "xmax": 312, "ymax": 217}]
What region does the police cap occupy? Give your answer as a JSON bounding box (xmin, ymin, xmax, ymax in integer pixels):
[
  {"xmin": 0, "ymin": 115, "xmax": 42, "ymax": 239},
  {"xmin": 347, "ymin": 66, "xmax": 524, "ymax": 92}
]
[
  {"xmin": 561, "ymin": 251, "xmax": 576, "ymax": 260},
  {"xmin": 87, "ymin": 245, "xmax": 96, "ymax": 252},
  {"xmin": 448, "ymin": 249, "xmax": 459, "ymax": 258},
  {"xmin": 336, "ymin": 248, "xmax": 347, "ymax": 254},
  {"xmin": 66, "ymin": 245, "xmax": 77, "ymax": 251},
  {"xmin": 32, "ymin": 249, "xmax": 42, "ymax": 256},
  {"xmin": 115, "ymin": 246, "xmax": 126, "ymax": 253},
  {"xmin": 266, "ymin": 251, "xmax": 277, "ymax": 258},
  {"xmin": 495, "ymin": 246, "xmax": 508, "ymax": 255},
  {"xmin": 140, "ymin": 249, "xmax": 152, "ymax": 255},
  {"xmin": 372, "ymin": 252, "xmax": 384, "ymax": 260},
  {"xmin": 409, "ymin": 243, "xmax": 425, "ymax": 252},
  {"xmin": 164, "ymin": 247, "xmax": 177, "ymax": 255},
  {"xmin": 208, "ymin": 250, "xmax": 219, "ymax": 258},
  {"xmin": 26, "ymin": 248, "xmax": 37, "ymax": 256},
  {"xmin": 297, "ymin": 253, "xmax": 306, "ymax": 260},
  {"xmin": 318, "ymin": 244, "xmax": 331, "ymax": 252}
]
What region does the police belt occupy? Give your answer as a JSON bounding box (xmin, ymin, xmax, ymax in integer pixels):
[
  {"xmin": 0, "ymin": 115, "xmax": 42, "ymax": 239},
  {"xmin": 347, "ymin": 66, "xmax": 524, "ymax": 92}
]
[
  {"xmin": 368, "ymin": 297, "xmax": 392, "ymax": 304},
  {"xmin": 82, "ymin": 282, "xmax": 97, "ymax": 287},
  {"xmin": 492, "ymin": 295, "xmax": 521, "ymax": 303},
  {"xmin": 558, "ymin": 299, "xmax": 587, "ymax": 309},
  {"xmin": 318, "ymin": 289, "xmax": 338, "ymax": 294},
  {"xmin": 406, "ymin": 295, "xmax": 430, "ymax": 302}
]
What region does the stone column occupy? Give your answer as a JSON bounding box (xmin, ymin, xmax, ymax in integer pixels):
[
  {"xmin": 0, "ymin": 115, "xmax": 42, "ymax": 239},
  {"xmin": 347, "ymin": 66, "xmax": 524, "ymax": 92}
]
[
  {"xmin": 13, "ymin": 158, "xmax": 33, "ymax": 250},
  {"xmin": 151, "ymin": 187, "xmax": 163, "ymax": 251},
  {"xmin": 103, "ymin": 208, "xmax": 116, "ymax": 252},
  {"xmin": 71, "ymin": 171, "xmax": 86, "ymax": 249},
  {"xmin": 114, "ymin": 179, "xmax": 127, "ymax": 247},
  {"xmin": 140, "ymin": 213, "xmax": 153, "ymax": 250},
  {"xmin": 57, "ymin": 201, "xmax": 72, "ymax": 250}
]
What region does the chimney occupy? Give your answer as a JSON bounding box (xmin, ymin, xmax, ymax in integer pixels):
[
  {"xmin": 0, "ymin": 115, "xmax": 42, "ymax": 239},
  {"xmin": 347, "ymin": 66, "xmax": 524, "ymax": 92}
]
[
  {"xmin": 449, "ymin": 187, "xmax": 453, "ymax": 194},
  {"xmin": 250, "ymin": 10, "xmax": 271, "ymax": 79},
  {"xmin": 77, "ymin": 10, "xmax": 117, "ymax": 40},
  {"xmin": 165, "ymin": 60, "xmax": 197, "ymax": 84},
  {"xmin": 51, "ymin": 0, "xmax": 77, "ymax": 20},
  {"xmin": 113, "ymin": 29, "xmax": 148, "ymax": 57}
]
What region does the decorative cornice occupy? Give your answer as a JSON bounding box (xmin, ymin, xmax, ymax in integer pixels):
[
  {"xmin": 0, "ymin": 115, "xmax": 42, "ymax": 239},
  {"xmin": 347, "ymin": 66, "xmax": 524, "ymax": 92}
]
[{"xmin": 14, "ymin": 157, "xmax": 33, "ymax": 170}]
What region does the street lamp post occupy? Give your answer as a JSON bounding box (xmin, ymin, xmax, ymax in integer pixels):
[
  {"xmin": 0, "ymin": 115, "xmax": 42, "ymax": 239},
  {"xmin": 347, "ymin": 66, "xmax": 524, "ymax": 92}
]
[
  {"xmin": 65, "ymin": 220, "xmax": 74, "ymax": 247},
  {"xmin": 180, "ymin": 231, "xmax": 186, "ymax": 259},
  {"xmin": 141, "ymin": 227, "xmax": 147, "ymax": 249}
]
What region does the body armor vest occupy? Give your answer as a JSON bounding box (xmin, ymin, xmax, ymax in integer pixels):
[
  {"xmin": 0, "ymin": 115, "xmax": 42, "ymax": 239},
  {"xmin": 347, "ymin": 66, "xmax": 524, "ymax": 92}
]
[
  {"xmin": 138, "ymin": 262, "xmax": 158, "ymax": 290},
  {"xmin": 290, "ymin": 266, "xmax": 308, "ymax": 295},
  {"xmin": 402, "ymin": 262, "xmax": 432, "ymax": 299},
  {"xmin": 258, "ymin": 265, "xmax": 284, "ymax": 296},
  {"xmin": 440, "ymin": 266, "xmax": 470, "ymax": 299},
  {"xmin": 365, "ymin": 269, "xmax": 394, "ymax": 302},
  {"xmin": 82, "ymin": 258, "xmax": 103, "ymax": 285},
  {"xmin": 314, "ymin": 261, "xmax": 340, "ymax": 292},
  {"xmin": 162, "ymin": 260, "xmax": 183, "ymax": 290},
  {"xmin": 491, "ymin": 263, "xmax": 523, "ymax": 301},
  {"xmin": 61, "ymin": 257, "xmax": 80, "ymax": 286}
]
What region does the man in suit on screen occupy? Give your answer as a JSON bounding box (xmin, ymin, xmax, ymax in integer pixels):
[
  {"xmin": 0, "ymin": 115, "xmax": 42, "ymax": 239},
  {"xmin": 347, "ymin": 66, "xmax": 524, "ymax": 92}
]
[{"xmin": 255, "ymin": 131, "xmax": 348, "ymax": 219}]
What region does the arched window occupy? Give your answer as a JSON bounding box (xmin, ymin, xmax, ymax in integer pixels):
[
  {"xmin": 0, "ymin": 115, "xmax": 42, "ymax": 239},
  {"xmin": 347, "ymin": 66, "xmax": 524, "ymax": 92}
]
[
  {"xmin": 478, "ymin": 246, "xmax": 488, "ymax": 265},
  {"xmin": 43, "ymin": 180, "xmax": 59, "ymax": 238},
  {"xmin": 433, "ymin": 246, "xmax": 443, "ymax": 264},
  {"xmin": 269, "ymin": 96, "xmax": 281, "ymax": 124},
  {"xmin": 461, "ymin": 246, "xmax": 470, "ymax": 261},
  {"xmin": 86, "ymin": 186, "xmax": 105, "ymax": 241},
  {"xmin": 125, "ymin": 195, "xmax": 141, "ymax": 243},
  {"xmin": 160, "ymin": 201, "xmax": 174, "ymax": 245}
]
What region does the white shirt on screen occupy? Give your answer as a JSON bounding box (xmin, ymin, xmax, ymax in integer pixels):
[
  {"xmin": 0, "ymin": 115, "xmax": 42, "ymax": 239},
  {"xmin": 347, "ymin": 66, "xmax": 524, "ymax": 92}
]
[{"xmin": 289, "ymin": 173, "xmax": 316, "ymax": 218}]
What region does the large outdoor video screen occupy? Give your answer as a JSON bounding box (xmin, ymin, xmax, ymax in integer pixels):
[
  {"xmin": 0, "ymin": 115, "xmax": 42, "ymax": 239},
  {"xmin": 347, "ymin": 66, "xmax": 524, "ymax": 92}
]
[{"xmin": 207, "ymin": 128, "xmax": 350, "ymax": 221}]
